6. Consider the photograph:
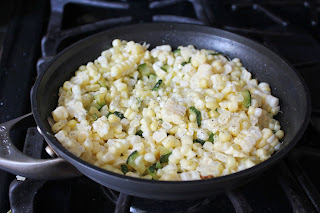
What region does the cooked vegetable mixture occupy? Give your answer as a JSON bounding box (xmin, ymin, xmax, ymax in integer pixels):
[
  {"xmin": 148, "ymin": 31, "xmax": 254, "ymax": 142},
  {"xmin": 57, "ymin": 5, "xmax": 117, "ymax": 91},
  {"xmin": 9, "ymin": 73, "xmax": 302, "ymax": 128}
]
[{"xmin": 51, "ymin": 39, "xmax": 284, "ymax": 181}]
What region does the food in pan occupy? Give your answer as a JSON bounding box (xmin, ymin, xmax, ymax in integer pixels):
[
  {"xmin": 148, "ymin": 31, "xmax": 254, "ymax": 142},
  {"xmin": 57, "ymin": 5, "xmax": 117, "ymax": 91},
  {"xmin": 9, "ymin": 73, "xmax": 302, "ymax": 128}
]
[{"xmin": 51, "ymin": 39, "xmax": 284, "ymax": 181}]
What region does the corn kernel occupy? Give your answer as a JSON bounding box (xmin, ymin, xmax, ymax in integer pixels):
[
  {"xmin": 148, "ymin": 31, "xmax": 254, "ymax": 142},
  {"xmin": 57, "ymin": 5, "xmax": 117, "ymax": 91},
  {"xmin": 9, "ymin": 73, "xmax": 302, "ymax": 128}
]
[{"xmin": 108, "ymin": 114, "xmax": 120, "ymax": 123}]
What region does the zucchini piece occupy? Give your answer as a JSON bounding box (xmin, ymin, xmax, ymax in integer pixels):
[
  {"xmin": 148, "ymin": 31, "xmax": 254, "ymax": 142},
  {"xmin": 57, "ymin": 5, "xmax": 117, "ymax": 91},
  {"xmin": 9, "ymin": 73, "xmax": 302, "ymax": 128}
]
[
  {"xmin": 209, "ymin": 52, "xmax": 231, "ymax": 61},
  {"xmin": 188, "ymin": 57, "xmax": 191, "ymax": 63},
  {"xmin": 161, "ymin": 65, "xmax": 170, "ymax": 72},
  {"xmin": 92, "ymin": 113, "xmax": 98, "ymax": 121},
  {"xmin": 150, "ymin": 173, "xmax": 158, "ymax": 180},
  {"xmin": 240, "ymin": 90, "xmax": 251, "ymax": 108},
  {"xmin": 159, "ymin": 146, "xmax": 170, "ymax": 155},
  {"xmin": 148, "ymin": 164, "xmax": 157, "ymax": 174},
  {"xmin": 147, "ymin": 167, "xmax": 159, "ymax": 180},
  {"xmin": 138, "ymin": 63, "xmax": 150, "ymax": 76},
  {"xmin": 126, "ymin": 150, "xmax": 139, "ymax": 165},
  {"xmin": 160, "ymin": 152, "xmax": 172, "ymax": 163},
  {"xmin": 149, "ymin": 73, "xmax": 157, "ymax": 85},
  {"xmin": 106, "ymin": 111, "xmax": 124, "ymax": 119},
  {"xmin": 94, "ymin": 94, "xmax": 106, "ymax": 109},
  {"xmin": 121, "ymin": 164, "xmax": 129, "ymax": 174},
  {"xmin": 173, "ymin": 49, "xmax": 181, "ymax": 55},
  {"xmin": 193, "ymin": 139, "xmax": 205, "ymax": 145},
  {"xmin": 135, "ymin": 130, "xmax": 143, "ymax": 137},
  {"xmin": 136, "ymin": 97, "xmax": 142, "ymax": 105},
  {"xmin": 98, "ymin": 78, "xmax": 107, "ymax": 88},
  {"xmin": 208, "ymin": 133, "xmax": 214, "ymax": 143},
  {"xmin": 181, "ymin": 61, "xmax": 187, "ymax": 66},
  {"xmin": 126, "ymin": 151, "xmax": 145, "ymax": 174},
  {"xmin": 106, "ymin": 112, "xmax": 112, "ymax": 118},
  {"xmin": 113, "ymin": 111, "xmax": 125, "ymax": 119},
  {"xmin": 147, "ymin": 163, "xmax": 161, "ymax": 180},
  {"xmin": 152, "ymin": 79, "xmax": 163, "ymax": 91},
  {"xmin": 155, "ymin": 161, "xmax": 162, "ymax": 169},
  {"xmin": 86, "ymin": 102, "xmax": 103, "ymax": 111},
  {"xmin": 189, "ymin": 106, "xmax": 201, "ymax": 127}
]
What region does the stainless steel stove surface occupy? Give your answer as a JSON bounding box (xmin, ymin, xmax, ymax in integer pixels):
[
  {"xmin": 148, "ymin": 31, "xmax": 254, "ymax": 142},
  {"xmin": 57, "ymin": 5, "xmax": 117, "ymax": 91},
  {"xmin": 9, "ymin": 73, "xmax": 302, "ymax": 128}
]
[{"xmin": 1, "ymin": 0, "xmax": 320, "ymax": 212}]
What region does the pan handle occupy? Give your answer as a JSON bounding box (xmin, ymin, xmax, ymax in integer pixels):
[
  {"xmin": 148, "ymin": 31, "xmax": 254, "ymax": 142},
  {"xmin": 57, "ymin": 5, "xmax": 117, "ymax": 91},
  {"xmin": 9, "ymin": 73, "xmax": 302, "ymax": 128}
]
[{"xmin": 0, "ymin": 113, "xmax": 82, "ymax": 179}]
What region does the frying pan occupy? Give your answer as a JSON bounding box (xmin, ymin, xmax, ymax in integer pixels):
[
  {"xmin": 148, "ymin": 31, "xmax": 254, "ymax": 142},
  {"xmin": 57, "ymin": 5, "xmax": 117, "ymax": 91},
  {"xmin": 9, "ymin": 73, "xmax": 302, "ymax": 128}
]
[{"xmin": 0, "ymin": 23, "xmax": 310, "ymax": 200}]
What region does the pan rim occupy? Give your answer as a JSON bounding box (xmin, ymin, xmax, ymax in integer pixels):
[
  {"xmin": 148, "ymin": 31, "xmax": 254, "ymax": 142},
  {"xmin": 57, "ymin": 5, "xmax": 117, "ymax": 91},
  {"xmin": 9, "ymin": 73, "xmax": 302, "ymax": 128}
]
[{"xmin": 32, "ymin": 23, "xmax": 311, "ymax": 186}]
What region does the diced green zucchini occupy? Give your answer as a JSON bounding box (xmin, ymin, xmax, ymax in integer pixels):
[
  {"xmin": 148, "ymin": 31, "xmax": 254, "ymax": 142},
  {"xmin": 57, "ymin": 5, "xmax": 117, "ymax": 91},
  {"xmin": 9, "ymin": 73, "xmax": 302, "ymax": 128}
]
[
  {"xmin": 190, "ymin": 106, "xmax": 201, "ymax": 127},
  {"xmin": 94, "ymin": 94, "xmax": 106, "ymax": 108},
  {"xmin": 215, "ymin": 108, "xmax": 218, "ymax": 112},
  {"xmin": 126, "ymin": 151, "xmax": 145, "ymax": 174},
  {"xmin": 135, "ymin": 130, "xmax": 143, "ymax": 137},
  {"xmin": 160, "ymin": 152, "xmax": 172, "ymax": 163},
  {"xmin": 121, "ymin": 164, "xmax": 129, "ymax": 174},
  {"xmin": 150, "ymin": 173, "xmax": 158, "ymax": 180},
  {"xmin": 240, "ymin": 90, "xmax": 251, "ymax": 108},
  {"xmin": 152, "ymin": 79, "xmax": 163, "ymax": 91},
  {"xmin": 208, "ymin": 133, "xmax": 214, "ymax": 143},
  {"xmin": 155, "ymin": 161, "xmax": 162, "ymax": 169},
  {"xmin": 113, "ymin": 111, "xmax": 125, "ymax": 119},
  {"xmin": 181, "ymin": 62, "xmax": 187, "ymax": 66},
  {"xmin": 209, "ymin": 52, "xmax": 222, "ymax": 56},
  {"xmin": 209, "ymin": 52, "xmax": 231, "ymax": 61},
  {"xmin": 138, "ymin": 63, "xmax": 150, "ymax": 76},
  {"xmin": 193, "ymin": 139, "xmax": 205, "ymax": 145},
  {"xmin": 136, "ymin": 97, "xmax": 142, "ymax": 105},
  {"xmin": 106, "ymin": 111, "xmax": 124, "ymax": 119},
  {"xmin": 161, "ymin": 65, "xmax": 170, "ymax": 72},
  {"xmin": 86, "ymin": 102, "xmax": 102, "ymax": 111},
  {"xmin": 188, "ymin": 57, "xmax": 191, "ymax": 63},
  {"xmin": 147, "ymin": 164, "xmax": 160, "ymax": 180},
  {"xmin": 92, "ymin": 113, "xmax": 98, "ymax": 121},
  {"xmin": 149, "ymin": 73, "xmax": 157, "ymax": 85},
  {"xmin": 148, "ymin": 164, "xmax": 157, "ymax": 174},
  {"xmin": 126, "ymin": 150, "xmax": 139, "ymax": 165},
  {"xmin": 173, "ymin": 49, "xmax": 181, "ymax": 55},
  {"xmin": 98, "ymin": 78, "xmax": 107, "ymax": 88},
  {"xmin": 159, "ymin": 146, "xmax": 170, "ymax": 155}
]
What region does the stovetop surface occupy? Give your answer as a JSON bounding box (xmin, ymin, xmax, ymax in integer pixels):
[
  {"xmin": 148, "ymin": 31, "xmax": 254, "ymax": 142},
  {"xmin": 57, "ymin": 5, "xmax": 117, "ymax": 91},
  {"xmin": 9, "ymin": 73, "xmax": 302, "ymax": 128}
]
[{"xmin": 1, "ymin": 0, "xmax": 320, "ymax": 213}]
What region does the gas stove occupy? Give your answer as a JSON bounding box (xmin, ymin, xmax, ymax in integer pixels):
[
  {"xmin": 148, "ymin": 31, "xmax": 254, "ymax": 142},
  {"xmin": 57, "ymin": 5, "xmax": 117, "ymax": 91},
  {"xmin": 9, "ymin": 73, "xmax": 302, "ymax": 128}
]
[{"xmin": 1, "ymin": 0, "xmax": 320, "ymax": 212}]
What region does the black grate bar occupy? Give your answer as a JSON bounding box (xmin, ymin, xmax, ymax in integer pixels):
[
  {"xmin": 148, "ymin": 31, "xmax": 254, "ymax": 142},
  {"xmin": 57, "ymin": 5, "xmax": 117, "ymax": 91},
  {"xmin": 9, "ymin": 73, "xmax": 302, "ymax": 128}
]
[
  {"xmin": 36, "ymin": 57, "xmax": 54, "ymax": 75},
  {"xmin": 23, "ymin": 127, "xmax": 45, "ymax": 158},
  {"xmin": 277, "ymin": 161, "xmax": 317, "ymax": 213},
  {"xmin": 223, "ymin": 26, "xmax": 295, "ymax": 36},
  {"xmin": 287, "ymin": 149, "xmax": 320, "ymax": 212},
  {"xmin": 10, "ymin": 124, "xmax": 47, "ymax": 213},
  {"xmin": 149, "ymin": 0, "xmax": 185, "ymax": 9},
  {"xmin": 100, "ymin": 185, "xmax": 118, "ymax": 205},
  {"xmin": 48, "ymin": 0, "xmax": 129, "ymax": 33},
  {"xmin": 67, "ymin": 0, "xmax": 129, "ymax": 9},
  {"xmin": 190, "ymin": 0, "xmax": 211, "ymax": 25},
  {"xmin": 153, "ymin": 15, "xmax": 204, "ymax": 25},
  {"xmin": 230, "ymin": 0, "xmax": 305, "ymax": 10},
  {"xmin": 115, "ymin": 193, "xmax": 132, "ymax": 213},
  {"xmin": 304, "ymin": 1, "xmax": 319, "ymax": 26},
  {"xmin": 252, "ymin": 4, "xmax": 288, "ymax": 26},
  {"xmin": 226, "ymin": 189, "xmax": 253, "ymax": 213},
  {"xmin": 9, "ymin": 180, "xmax": 46, "ymax": 213},
  {"xmin": 293, "ymin": 60, "xmax": 319, "ymax": 68},
  {"xmin": 42, "ymin": 16, "xmax": 132, "ymax": 57}
]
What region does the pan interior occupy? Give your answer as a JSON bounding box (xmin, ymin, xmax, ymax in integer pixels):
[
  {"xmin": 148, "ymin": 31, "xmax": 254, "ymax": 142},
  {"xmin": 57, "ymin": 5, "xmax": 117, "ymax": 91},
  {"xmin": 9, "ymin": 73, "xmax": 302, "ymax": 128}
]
[{"xmin": 35, "ymin": 24, "xmax": 309, "ymax": 172}]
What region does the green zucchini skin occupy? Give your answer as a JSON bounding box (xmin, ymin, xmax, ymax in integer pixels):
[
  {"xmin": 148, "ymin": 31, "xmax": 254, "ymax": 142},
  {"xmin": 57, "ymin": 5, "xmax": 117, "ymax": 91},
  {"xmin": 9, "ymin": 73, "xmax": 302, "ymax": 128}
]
[{"xmin": 240, "ymin": 90, "xmax": 251, "ymax": 108}]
